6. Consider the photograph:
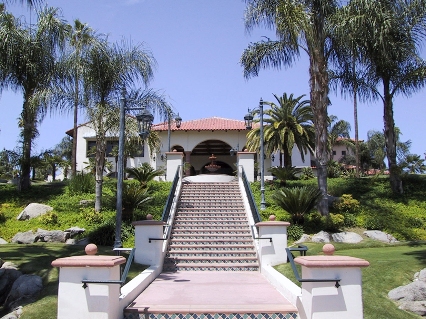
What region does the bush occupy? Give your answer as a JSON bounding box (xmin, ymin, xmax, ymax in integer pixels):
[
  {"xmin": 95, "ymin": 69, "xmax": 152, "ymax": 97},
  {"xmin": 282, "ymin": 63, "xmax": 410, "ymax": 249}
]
[
  {"xmin": 269, "ymin": 166, "xmax": 301, "ymax": 185},
  {"xmin": 333, "ymin": 194, "xmax": 360, "ymax": 214},
  {"xmin": 300, "ymin": 167, "xmax": 315, "ymax": 180},
  {"xmin": 67, "ymin": 172, "xmax": 95, "ymax": 195},
  {"xmin": 80, "ymin": 209, "xmax": 103, "ymax": 225},
  {"xmin": 39, "ymin": 211, "xmax": 59, "ymax": 226},
  {"xmin": 327, "ymin": 160, "xmax": 342, "ymax": 178},
  {"xmin": 287, "ymin": 224, "xmax": 304, "ymax": 241},
  {"xmin": 325, "ymin": 213, "xmax": 345, "ymax": 231},
  {"xmin": 272, "ymin": 186, "xmax": 322, "ymax": 224}
]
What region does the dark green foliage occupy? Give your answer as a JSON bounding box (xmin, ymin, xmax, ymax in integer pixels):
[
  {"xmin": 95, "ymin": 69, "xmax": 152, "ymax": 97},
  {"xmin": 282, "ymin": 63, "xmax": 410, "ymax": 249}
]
[
  {"xmin": 66, "ymin": 172, "xmax": 95, "ymax": 195},
  {"xmin": 327, "ymin": 160, "xmax": 342, "ymax": 178},
  {"xmin": 300, "ymin": 167, "xmax": 315, "ymax": 180},
  {"xmin": 272, "ymin": 186, "xmax": 322, "ymax": 224},
  {"xmin": 39, "ymin": 211, "xmax": 59, "ymax": 226},
  {"xmin": 126, "ymin": 163, "xmax": 165, "ymax": 188},
  {"xmin": 121, "ymin": 183, "xmax": 152, "ymax": 221},
  {"xmin": 287, "ymin": 224, "xmax": 304, "ymax": 241},
  {"xmin": 269, "ymin": 166, "xmax": 301, "ymax": 185}
]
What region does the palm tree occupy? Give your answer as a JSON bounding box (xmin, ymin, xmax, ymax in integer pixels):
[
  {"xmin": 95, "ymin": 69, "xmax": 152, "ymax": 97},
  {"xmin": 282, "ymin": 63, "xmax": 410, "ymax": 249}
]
[
  {"xmin": 245, "ymin": 93, "xmax": 314, "ymax": 168},
  {"xmin": 83, "ymin": 40, "xmax": 172, "ymax": 212},
  {"xmin": 327, "ymin": 115, "xmax": 353, "ymax": 161},
  {"xmin": 335, "ymin": 0, "xmax": 426, "ymax": 194},
  {"xmin": 0, "ymin": 7, "xmax": 68, "ymax": 190},
  {"xmin": 241, "ymin": 0, "xmax": 340, "ymax": 215}
]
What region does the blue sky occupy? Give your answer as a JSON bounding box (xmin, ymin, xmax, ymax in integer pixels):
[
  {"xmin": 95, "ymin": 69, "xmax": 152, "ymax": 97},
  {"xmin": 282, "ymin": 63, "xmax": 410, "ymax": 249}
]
[{"xmin": 1, "ymin": 0, "xmax": 425, "ymax": 158}]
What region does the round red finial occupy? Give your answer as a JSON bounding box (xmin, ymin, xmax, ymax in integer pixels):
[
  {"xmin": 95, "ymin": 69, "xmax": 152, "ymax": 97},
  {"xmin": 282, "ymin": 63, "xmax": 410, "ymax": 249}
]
[
  {"xmin": 323, "ymin": 243, "xmax": 335, "ymax": 255},
  {"xmin": 146, "ymin": 214, "xmax": 153, "ymax": 220},
  {"xmin": 269, "ymin": 215, "xmax": 276, "ymax": 221},
  {"xmin": 85, "ymin": 243, "xmax": 98, "ymax": 255}
]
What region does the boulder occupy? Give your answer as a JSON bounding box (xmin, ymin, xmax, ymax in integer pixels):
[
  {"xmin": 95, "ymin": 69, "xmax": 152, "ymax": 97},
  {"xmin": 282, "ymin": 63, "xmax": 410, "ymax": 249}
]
[
  {"xmin": 11, "ymin": 231, "xmax": 38, "ymax": 244},
  {"xmin": 312, "ymin": 231, "xmax": 331, "ymax": 243},
  {"xmin": 0, "ymin": 269, "xmax": 22, "ymax": 304},
  {"xmin": 398, "ymin": 301, "xmax": 426, "ymax": 316},
  {"xmin": 388, "ymin": 280, "xmax": 426, "ymax": 302},
  {"xmin": 4, "ymin": 274, "xmax": 43, "ymax": 310},
  {"xmin": 0, "ymin": 306, "xmax": 23, "ymax": 319},
  {"xmin": 1, "ymin": 262, "xmax": 18, "ymax": 270},
  {"xmin": 332, "ymin": 231, "xmax": 363, "ymax": 243},
  {"xmin": 16, "ymin": 203, "xmax": 53, "ymax": 221},
  {"xmin": 295, "ymin": 234, "xmax": 312, "ymax": 244},
  {"xmin": 0, "ymin": 238, "xmax": 7, "ymax": 245},
  {"xmin": 64, "ymin": 226, "xmax": 85, "ymax": 238},
  {"xmin": 79, "ymin": 200, "xmax": 94, "ymax": 207},
  {"xmin": 36, "ymin": 229, "xmax": 69, "ymax": 243},
  {"xmin": 364, "ymin": 230, "xmax": 398, "ymax": 243}
]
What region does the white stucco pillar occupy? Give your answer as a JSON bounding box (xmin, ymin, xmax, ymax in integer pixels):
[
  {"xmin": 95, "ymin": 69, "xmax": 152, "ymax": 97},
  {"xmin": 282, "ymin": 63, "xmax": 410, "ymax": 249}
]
[
  {"xmin": 256, "ymin": 219, "xmax": 290, "ymax": 266},
  {"xmin": 51, "ymin": 245, "xmax": 126, "ymax": 319},
  {"xmin": 132, "ymin": 219, "xmax": 166, "ymax": 266},
  {"xmin": 166, "ymin": 151, "xmax": 183, "ymax": 181},
  {"xmin": 295, "ymin": 245, "xmax": 370, "ymax": 319},
  {"xmin": 237, "ymin": 151, "xmax": 256, "ymax": 182}
]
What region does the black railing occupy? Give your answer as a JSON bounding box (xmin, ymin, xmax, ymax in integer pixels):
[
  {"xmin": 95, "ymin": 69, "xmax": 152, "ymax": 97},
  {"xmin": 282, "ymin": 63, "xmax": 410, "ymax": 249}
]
[
  {"xmin": 82, "ymin": 248, "xmax": 135, "ymax": 289},
  {"xmin": 285, "ymin": 247, "xmax": 341, "ymax": 288},
  {"xmin": 241, "ymin": 167, "xmax": 262, "ymax": 224},
  {"xmin": 161, "ymin": 166, "xmax": 181, "ymax": 222}
]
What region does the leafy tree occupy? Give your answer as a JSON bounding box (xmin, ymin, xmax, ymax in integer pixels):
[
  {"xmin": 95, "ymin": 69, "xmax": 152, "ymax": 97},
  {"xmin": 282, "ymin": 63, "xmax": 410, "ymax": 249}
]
[
  {"xmin": 0, "ymin": 149, "xmax": 20, "ymax": 178},
  {"xmin": 335, "ymin": 0, "xmax": 426, "ymax": 193},
  {"xmin": 0, "ymin": 7, "xmax": 68, "ymax": 190},
  {"xmin": 245, "ymin": 93, "xmax": 314, "ymax": 168},
  {"xmin": 241, "ymin": 0, "xmax": 340, "ymax": 215},
  {"xmin": 400, "ymin": 154, "xmax": 426, "ymax": 174},
  {"xmin": 82, "ymin": 40, "xmax": 171, "ymax": 212}
]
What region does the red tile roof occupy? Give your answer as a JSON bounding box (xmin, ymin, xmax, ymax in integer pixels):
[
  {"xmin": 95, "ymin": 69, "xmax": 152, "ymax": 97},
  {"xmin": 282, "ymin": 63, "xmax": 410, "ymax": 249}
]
[{"xmin": 152, "ymin": 117, "xmax": 248, "ymax": 131}]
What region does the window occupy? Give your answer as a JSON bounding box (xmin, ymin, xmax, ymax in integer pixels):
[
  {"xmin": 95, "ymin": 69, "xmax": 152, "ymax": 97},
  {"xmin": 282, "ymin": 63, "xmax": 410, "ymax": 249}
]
[
  {"xmin": 342, "ymin": 150, "xmax": 346, "ymax": 156},
  {"xmin": 86, "ymin": 140, "xmax": 144, "ymax": 158},
  {"xmin": 332, "ymin": 150, "xmax": 336, "ymax": 156}
]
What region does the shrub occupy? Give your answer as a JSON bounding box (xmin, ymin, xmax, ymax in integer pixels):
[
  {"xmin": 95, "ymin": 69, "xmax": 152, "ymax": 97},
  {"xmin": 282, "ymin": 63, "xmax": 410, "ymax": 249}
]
[
  {"xmin": 300, "ymin": 167, "xmax": 315, "ymax": 180},
  {"xmin": 67, "ymin": 172, "xmax": 95, "ymax": 195},
  {"xmin": 80, "ymin": 209, "xmax": 103, "ymax": 225},
  {"xmin": 88, "ymin": 220, "xmax": 115, "ymax": 246},
  {"xmin": 126, "ymin": 163, "xmax": 165, "ymax": 188},
  {"xmin": 325, "ymin": 213, "xmax": 345, "ymax": 231},
  {"xmin": 39, "ymin": 211, "xmax": 59, "ymax": 226},
  {"xmin": 333, "ymin": 194, "xmax": 360, "ymax": 214},
  {"xmin": 272, "ymin": 186, "xmax": 322, "ymax": 224},
  {"xmin": 327, "ymin": 160, "xmax": 342, "ymax": 178},
  {"xmin": 287, "ymin": 224, "xmax": 304, "ymax": 241},
  {"xmin": 269, "ymin": 166, "xmax": 301, "ymax": 185}
]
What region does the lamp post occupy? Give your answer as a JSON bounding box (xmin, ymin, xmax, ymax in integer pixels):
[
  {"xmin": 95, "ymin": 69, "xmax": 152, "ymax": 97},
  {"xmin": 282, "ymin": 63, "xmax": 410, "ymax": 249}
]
[
  {"xmin": 114, "ymin": 92, "xmax": 154, "ymax": 249},
  {"xmin": 167, "ymin": 112, "xmax": 182, "ymax": 152},
  {"xmin": 244, "ymin": 98, "xmax": 266, "ymax": 210}
]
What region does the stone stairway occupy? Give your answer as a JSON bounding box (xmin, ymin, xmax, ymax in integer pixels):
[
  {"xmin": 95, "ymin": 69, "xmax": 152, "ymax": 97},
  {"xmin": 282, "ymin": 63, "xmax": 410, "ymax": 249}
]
[{"xmin": 163, "ymin": 181, "xmax": 260, "ymax": 271}]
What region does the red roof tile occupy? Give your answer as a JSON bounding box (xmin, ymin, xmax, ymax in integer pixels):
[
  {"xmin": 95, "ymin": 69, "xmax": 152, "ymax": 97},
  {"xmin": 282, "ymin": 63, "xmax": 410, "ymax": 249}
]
[{"xmin": 152, "ymin": 117, "xmax": 247, "ymax": 131}]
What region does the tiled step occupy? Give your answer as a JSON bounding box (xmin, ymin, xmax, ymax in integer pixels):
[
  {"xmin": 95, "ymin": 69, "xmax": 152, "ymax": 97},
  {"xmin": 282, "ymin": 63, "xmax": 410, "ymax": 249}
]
[
  {"xmin": 168, "ymin": 244, "xmax": 256, "ymax": 251},
  {"xmin": 169, "ymin": 239, "xmax": 254, "ymax": 245},
  {"xmin": 167, "ymin": 250, "xmax": 257, "ymax": 257},
  {"xmin": 163, "ymin": 262, "xmax": 259, "ymax": 271},
  {"xmin": 172, "ymin": 227, "xmax": 249, "ymax": 232}
]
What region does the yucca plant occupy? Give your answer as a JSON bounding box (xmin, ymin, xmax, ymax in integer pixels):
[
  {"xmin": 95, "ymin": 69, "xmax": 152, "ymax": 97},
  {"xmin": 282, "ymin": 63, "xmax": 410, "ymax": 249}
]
[
  {"xmin": 272, "ymin": 186, "xmax": 322, "ymax": 224},
  {"xmin": 66, "ymin": 172, "xmax": 95, "ymax": 194},
  {"xmin": 269, "ymin": 166, "xmax": 301, "ymax": 186},
  {"xmin": 121, "ymin": 183, "xmax": 152, "ymax": 221},
  {"xmin": 125, "ymin": 163, "xmax": 165, "ymax": 188}
]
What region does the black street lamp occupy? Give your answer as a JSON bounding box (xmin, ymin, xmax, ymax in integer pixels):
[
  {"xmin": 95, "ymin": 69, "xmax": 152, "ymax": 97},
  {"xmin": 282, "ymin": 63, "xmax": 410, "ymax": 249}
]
[
  {"xmin": 167, "ymin": 112, "xmax": 182, "ymax": 152},
  {"xmin": 115, "ymin": 92, "xmax": 154, "ymax": 249},
  {"xmin": 244, "ymin": 98, "xmax": 266, "ymax": 210}
]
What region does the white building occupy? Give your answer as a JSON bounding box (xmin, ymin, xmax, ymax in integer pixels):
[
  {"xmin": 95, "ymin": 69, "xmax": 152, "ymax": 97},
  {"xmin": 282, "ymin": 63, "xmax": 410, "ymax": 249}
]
[{"xmin": 67, "ymin": 116, "xmax": 313, "ymax": 177}]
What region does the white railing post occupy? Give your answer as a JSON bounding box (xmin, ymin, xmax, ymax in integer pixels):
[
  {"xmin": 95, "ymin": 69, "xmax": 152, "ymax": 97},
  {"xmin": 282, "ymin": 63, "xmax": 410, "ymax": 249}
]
[
  {"xmin": 51, "ymin": 244, "xmax": 126, "ymax": 319},
  {"xmin": 295, "ymin": 244, "xmax": 370, "ymax": 319},
  {"xmin": 237, "ymin": 151, "xmax": 256, "ymax": 182}
]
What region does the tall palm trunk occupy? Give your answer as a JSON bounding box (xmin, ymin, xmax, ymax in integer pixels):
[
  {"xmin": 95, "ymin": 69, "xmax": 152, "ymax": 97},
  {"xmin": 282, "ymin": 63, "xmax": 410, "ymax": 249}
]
[
  {"xmin": 71, "ymin": 75, "xmax": 79, "ymax": 177},
  {"xmin": 383, "ymin": 78, "xmax": 402, "ymax": 194},
  {"xmin": 283, "ymin": 137, "xmax": 292, "ymax": 168},
  {"xmin": 309, "ymin": 45, "xmax": 329, "ymax": 215},
  {"xmin": 20, "ymin": 94, "xmax": 37, "ymax": 191},
  {"xmin": 353, "ymin": 56, "xmax": 360, "ymax": 178}
]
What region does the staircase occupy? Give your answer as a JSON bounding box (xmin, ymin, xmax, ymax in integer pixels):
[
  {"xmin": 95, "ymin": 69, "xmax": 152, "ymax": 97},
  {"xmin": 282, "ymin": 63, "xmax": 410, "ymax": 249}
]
[{"xmin": 163, "ymin": 181, "xmax": 260, "ymax": 271}]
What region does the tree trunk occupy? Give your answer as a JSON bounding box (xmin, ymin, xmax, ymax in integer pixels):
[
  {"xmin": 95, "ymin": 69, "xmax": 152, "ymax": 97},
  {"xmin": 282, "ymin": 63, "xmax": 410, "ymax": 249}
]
[
  {"xmin": 309, "ymin": 41, "xmax": 329, "ymax": 215},
  {"xmin": 71, "ymin": 78, "xmax": 78, "ymax": 177},
  {"xmin": 95, "ymin": 137, "xmax": 106, "ymax": 212},
  {"xmin": 383, "ymin": 79, "xmax": 402, "ymax": 194},
  {"xmin": 279, "ymin": 151, "xmax": 283, "ymax": 167},
  {"xmin": 283, "ymin": 147, "xmax": 292, "ymax": 168},
  {"xmin": 20, "ymin": 97, "xmax": 37, "ymax": 191},
  {"xmin": 353, "ymin": 57, "xmax": 360, "ymax": 178}
]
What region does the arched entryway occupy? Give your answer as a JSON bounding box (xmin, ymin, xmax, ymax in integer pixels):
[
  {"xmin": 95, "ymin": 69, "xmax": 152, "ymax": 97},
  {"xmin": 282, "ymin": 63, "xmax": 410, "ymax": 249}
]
[{"xmin": 188, "ymin": 140, "xmax": 237, "ymax": 176}]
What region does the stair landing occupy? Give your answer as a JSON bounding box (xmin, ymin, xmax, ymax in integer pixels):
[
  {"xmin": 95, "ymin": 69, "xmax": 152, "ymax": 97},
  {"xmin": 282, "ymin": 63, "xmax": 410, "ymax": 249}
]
[{"xmin": 124, "ymin": 271, "xmax": 298, "ymax": 319}]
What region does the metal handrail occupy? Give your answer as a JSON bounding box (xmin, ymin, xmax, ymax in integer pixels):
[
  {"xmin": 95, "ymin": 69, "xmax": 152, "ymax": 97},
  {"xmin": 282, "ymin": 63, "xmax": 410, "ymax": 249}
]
[
  {"xmin": 241, "ymin": 167, "xmax": 262, "ymax": 224},
  {"xmin": 161, "ymin": 166, "xmax": 181, "ymax": 222},
  {"xmin": 285, "ymin": 247, "xmax": 341, "ymax": 288},
  {"xmin": 81, "ymin": 248, "xmax": 135, "ymax": 289}
]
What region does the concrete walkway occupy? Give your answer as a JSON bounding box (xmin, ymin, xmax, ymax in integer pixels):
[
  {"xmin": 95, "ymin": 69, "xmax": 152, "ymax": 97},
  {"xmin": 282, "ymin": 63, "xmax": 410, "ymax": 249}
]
[{"xmin": 126, "ymin": 271, "xmax": 297, "ymax": 313}]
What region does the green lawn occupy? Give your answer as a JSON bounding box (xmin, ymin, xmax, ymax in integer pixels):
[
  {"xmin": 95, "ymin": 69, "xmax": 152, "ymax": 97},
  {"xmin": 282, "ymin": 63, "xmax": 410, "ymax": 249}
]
[{"xmin": 276, "ymin": 241, "xmax": 426, "ymax": 319}]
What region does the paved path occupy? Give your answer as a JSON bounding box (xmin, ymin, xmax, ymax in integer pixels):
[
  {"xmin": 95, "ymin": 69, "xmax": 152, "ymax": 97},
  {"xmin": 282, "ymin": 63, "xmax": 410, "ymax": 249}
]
[{"xmin": 126, "ymin": 271, "xmax": 297, "ymax": 313}]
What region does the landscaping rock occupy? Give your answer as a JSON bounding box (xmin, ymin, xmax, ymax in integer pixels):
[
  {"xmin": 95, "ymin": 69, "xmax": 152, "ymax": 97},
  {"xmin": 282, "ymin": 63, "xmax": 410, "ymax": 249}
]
[
  {"xmin": 0, "ymin": 306, "xmax": 23, "ymax": 319},
  {"xmin": 295, "ymin": 234, "xmax": 311, "ymax": 244},
  {"xmin": 11, "ymin": 231, "xmax": 38, "ymax": 244},
  {"xmin": 398, "ymin": 301, "xmax": 426, "ymax": 316},
  {"xmin": 364, "ymin": 230, "xmax": 398, "ymax": 243},
  {"xmin": 4, "ymin": 274, "xmax": 43, "ymax": 310},
  {"xmin": 389, "ymin": 280, "xmax": 426, "ymax": 302},
  {"xmin": 1, "ymin": 262, "xmax": 18, "ymax": 270},
  {"xmin": 0, "ymin": 238, "xmax": 7, "ymax": 244},
  {"xmin": 415, "ymin": 269, "xmax": 426, "ymax": 282},
  {"xmin": 0, "ymin": 269, "xmax": 22, "ymax": 305},
  {"xmin": 79, "ymin": 199, "xmax": 94, "ymax": 207},
  {"xmin": 312, "ymin": 231, "xmax": 330, "ymax": 243},
  {"xmin": 332, "ymin": 231, "xmax": 363, "ymax": 243},
  {"xmin": 64, "ymin": 226, "xmax": 85, "ymax": 237},
  {"xmin": 36, "ymin": 229, "xmax": 69, "ymax": 243},
  {"xmin": 16, "ymin": 203, "xmax": 53, "ymax": 221}
]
